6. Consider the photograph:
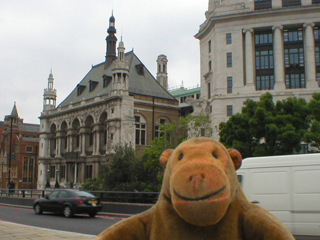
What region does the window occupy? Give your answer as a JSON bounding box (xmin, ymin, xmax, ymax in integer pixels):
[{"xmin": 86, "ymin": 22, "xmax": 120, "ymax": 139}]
[
  {"xmin": 103, "ymin": 75, "xmax": 112, "ymax": 87},
  {"xmin": 208, "ymin": 82, "xmax": 211, "ymax": 99},
  {"xmin": 256, "ymin": 75, "xmax": 274, "ymax": 90},
  {"xmin": 23, "ymin": 157, "xmax": 34, "ymax": 183},
  {"xmin": 254, "ymin": 0, "xmax": 272, "ymax": 10},
  {"xmin": 89, "ymin": 80, "xmax": 98, "ymax": 92},
  {"xmin": 284, "ymin": 28, "xmax": 305, "ymax": 89},
  {"xmin": 227, "ymin": 52, "xmax": 232, "ymax": 67},
  {"xmin": 316, "ymin": 46, "xmax": 320, "ymax": 66},
  {"xmin": 256, "ymin": 50, "xmax": 274, "ymax": 70},
  {"xmin": 284, "ymin": 29, "xmax": 303, "ymax": 42},
  {"xmin": 282, "ymin": 0, "xmax": 301, "ymax": 7},
  {"xmin": 226, "ymin": 33, "xmax": 232, "ymax": 44},
  {"xmin": 85, "ymin": 165, "xmax": 93, "ymax": 179},
  {"xmin": 227, "ymin": 76, "xmax": 233, "ymax": 93},
  {"xmin": 77, "ymin": 85, "xmax": 86, "ymax": 96},
  {"xmin": 155, "ymin": 119, "xmax": 166, "ymax": 138},
  {"xmin": 135, "ymin": 116, "xmax": 146, "ymax": 145},
  {"xmin": 208, "ymin": 40, "xmax": 211, "ymax": 53},
  {"xmin": 255, "ymin": 32, "xmax": 273, "ymax": 45},
  {"xmin": 209, "ymin": 61, "xmax": 212, "ymax": 71},
  {"xmin": 313, "ymin": 0, "xmax": 320, "ymax": 4},
  {"xmin": 285, "ymin": 73, "xmax": 305, "ymax": 89},
  {"xmin": 227, "ymin": 105, "xmax": 233, "ymax": 116},
  {"xmin": 284, "ymin": 48, "xmax": 304, "ymax": 68},
  {"xmin": 50, "ymin": 165, "xmax": 56, "ymax": 178},
  {"xmin": 26, "ymin": 146, "xmax": 33, "ymax": 152},
  {"xmin": 60, "ymin": 165, "xmax": 66, "ymax": 179}
]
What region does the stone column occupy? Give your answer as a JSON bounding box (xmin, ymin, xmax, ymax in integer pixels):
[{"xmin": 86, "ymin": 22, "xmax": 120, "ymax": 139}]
[
  {"xmin": 243, "ymin": 28, "xmax": 256, "ymax": 91},
  {"xmin": 304, "ymin": 22, "xmax": 318, "ymax": 89},
  {"xmin": 56, "ymin": 136, "xmax": 61, "ymax": 158},
  {"xmin": 93, "ymin": 124, "xmax": 101, "ymax": 155},
  {"xmin": 272, "ymin": 25, "xmax": 286, "ymax": 90}
]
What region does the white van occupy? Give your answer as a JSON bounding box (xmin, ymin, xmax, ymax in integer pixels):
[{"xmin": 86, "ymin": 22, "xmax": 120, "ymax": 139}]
[{"xmin": 237, "ymin": 153, "xmax": 320, "ymax": 236}]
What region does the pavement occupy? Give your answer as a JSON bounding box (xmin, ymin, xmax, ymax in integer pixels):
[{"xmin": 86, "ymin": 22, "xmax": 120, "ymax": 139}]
[{"xmin": 0, "ymin": 220, "xmax": 96, "ymax": 239}]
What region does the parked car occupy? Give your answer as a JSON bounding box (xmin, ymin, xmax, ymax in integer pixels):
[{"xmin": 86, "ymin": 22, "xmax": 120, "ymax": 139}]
[{"xmin": 33, "ymin": 189, "xmax": 102, "ymax": 218}]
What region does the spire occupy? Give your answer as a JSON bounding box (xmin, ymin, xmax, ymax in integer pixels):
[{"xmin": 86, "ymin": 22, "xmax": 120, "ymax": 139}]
[
  {"xmin": 105, "ymin": 12, "xmax": 117, "ymax": 68},
  {"xmin": 118, "ymin": 36, "xmax": 125, "ymax": 61},
  {"xmin": 10, "ymin": 102, "xmax": 19, "ymax": 118},
  {"xmin": 43, "ymin": 70, "xmax": 57, "ymax": 112}
]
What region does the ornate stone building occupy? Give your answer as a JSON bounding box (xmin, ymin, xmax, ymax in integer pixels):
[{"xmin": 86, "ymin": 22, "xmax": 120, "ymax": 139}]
[
  {"xmin": 195, "ymin": 0, "xmax": 320, "ymax": 139},
  {"xmin": 37, "ymin": 14, "xmax": 179, "ymax": 189}
]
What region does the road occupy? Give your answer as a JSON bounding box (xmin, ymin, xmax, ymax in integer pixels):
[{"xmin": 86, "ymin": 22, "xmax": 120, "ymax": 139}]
[
  {"xmin": 0, "ymin": 205, "xmax": 319, "ymax": 239},
  {"xmin": 0, "ymin": 205, "xmax": 121, "ymax": 236}
]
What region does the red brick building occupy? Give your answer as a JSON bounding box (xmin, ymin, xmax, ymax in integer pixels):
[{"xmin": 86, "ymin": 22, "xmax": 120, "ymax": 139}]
[{"xmin": 0, "ymin": 103, "xmax": 39, "ymax": 190}]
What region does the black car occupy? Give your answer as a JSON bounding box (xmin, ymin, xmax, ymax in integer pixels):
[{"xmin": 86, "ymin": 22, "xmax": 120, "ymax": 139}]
[{"xmin": 33, "ymin": 189, "xmax": 102, "ymax": 218}]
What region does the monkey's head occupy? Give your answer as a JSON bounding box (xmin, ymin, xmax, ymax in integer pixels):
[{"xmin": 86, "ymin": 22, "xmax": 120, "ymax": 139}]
[{"xmin": 159, "ymin": 137, "xmax": 242, "ymax": 226}]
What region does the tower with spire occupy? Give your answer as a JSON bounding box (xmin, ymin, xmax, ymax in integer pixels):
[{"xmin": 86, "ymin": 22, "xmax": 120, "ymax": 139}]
[
  {"xmin": 111, "ymin": 37, "xmax": 129, "ymax": 96},
  {"xmin": 156, "ymin": 55, "xmax": 168, "ymax": 90},
  {"xmin": 105, "ymin": 12, "xmax": 117, "ymax": 68},
  {"xmin": 43, "ymin": 70, "xmax": 57, "ymax": 112}
]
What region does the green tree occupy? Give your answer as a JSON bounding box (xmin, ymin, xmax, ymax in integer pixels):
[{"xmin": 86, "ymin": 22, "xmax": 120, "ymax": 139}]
[
  {"xmin": 219, "ymin": 93, "xmax": 311, "ymax": 158},
  {"xmin": 142, "ymin": 114, "xmax": 213, "ymax": 191},
  {"xmin": 101, "ymin": 143, "xmax": 143, "ymax": 191},
  {"xmin": 304, "ymin": 92, "xmax": 320, "ymax": 152}
]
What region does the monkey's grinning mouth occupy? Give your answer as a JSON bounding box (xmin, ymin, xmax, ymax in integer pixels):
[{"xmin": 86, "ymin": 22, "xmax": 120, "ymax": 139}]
[{"xmin": 174, "ymin": 186, "xmax": 226, "ymax": 201}]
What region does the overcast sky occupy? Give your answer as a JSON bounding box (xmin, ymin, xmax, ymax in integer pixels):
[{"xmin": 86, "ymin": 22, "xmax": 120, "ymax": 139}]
[{"xmin": 0, "ymin": 0, "xmax": 208, "ymax": 124}]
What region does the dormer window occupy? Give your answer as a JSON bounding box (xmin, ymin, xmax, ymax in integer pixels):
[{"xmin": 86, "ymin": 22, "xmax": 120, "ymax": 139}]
[
  {"xmin": 103, "ymin": 75, "xmax": 112, "ymax": 87},
  {"xmin": 135, "ymin": 64, "xmax": 144, "ymax": 76},
  {"xmin": 77, "ymin": 84, "xmax": 86, "ymax": 96},
  {"xmin": 89, "ymin": 80, "xmax": 98, "ymax": 92}
]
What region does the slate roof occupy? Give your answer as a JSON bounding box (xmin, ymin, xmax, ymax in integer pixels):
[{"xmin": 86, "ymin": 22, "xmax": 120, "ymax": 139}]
[
  {"xmin": 19, "ymin": 123, "xmax": 40, "ymax": 133},
  {"xmin": 59, "ymin": 51, "xmax": 176, "ymax": 108}
]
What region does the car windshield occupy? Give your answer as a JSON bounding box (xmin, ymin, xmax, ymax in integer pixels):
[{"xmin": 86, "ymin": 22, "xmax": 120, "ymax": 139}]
[{"xmin": 74, "ymin": 191, "xmax": 95, "ymax": 198}]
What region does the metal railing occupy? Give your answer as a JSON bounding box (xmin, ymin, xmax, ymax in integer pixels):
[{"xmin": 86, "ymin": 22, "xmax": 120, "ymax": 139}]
[{"xmin": 0, "ymin": 188, "xmax": 159, "ymax": 204}]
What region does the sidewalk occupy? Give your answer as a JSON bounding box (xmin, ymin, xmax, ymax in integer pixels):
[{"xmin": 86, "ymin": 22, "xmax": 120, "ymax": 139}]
[{"xmin": 0, "ymin": 220, "xmax": 96, "ymax": 239}]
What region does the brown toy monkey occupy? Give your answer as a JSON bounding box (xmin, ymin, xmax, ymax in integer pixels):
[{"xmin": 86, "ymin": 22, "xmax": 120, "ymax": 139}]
[{"xmin": 95, "ymin": 137, "xmax": 295, "ymax": 240}]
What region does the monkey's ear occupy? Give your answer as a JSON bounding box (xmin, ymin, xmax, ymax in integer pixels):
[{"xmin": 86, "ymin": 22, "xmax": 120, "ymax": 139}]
[
  {"xmin": 227, "ymin": 149, "xmax": 242, "ymax": 170},
  {"xmin": 159, "ymin": 149, "xmax": 174, "ymax": 169}
]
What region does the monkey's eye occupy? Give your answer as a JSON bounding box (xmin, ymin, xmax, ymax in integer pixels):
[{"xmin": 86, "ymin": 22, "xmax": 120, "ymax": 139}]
[
  {"xmin": 178, "ymin": 153, "xmax": 184, "ymax": 160},
  {"xmin": 212, "ymin": 152, "xmax": 218, "ymax": 159}
]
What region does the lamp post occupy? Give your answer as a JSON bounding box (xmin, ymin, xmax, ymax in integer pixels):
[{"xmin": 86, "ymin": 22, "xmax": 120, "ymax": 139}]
[
  {"xmin": 7, "ymin": 115, "xmax": 13, "ymax": 196},
  {"xmin": 55, "ymin": 168, "xmax": 60, "ymax": 188},
  {"xmin": 45, "ymin": 167, "xmax": 50, "ymax": 188}
]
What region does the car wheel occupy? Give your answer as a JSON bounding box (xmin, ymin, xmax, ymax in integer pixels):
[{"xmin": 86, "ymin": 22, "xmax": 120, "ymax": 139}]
[
  {"xmin": 63, "ymin": 206, "xmax": 74, "ymax": 218},
  {"xmin": 88, "ymin": 212, "xmax": 97, "ymax": 218},
  {"xmin": 34, "ymin": 203, "xmax": 43, "ymax": 215}
]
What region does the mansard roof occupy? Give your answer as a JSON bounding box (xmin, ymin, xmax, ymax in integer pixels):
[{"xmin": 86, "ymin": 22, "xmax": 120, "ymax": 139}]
[{"xmin": 59, "ymin": 51, "xmax": 176, "ymax": 108}]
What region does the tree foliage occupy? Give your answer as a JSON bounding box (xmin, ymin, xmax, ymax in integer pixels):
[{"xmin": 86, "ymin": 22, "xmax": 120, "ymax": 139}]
[
  {"xmin": 81, "ymin": 114, "xmax": 213, "ymax": 192},
  {"xmin": 304, "ymin": 92, "xmax": 320, "ymax": 151},
  {"xmin": 219, "ymin": 93, "xmax": 312, "ymax": 158}
]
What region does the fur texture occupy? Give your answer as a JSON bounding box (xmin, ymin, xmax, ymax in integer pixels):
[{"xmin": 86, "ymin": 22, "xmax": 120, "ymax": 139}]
[{"xmin": 95, "ymin": 137, "xmax": 295, "ymax": 240}]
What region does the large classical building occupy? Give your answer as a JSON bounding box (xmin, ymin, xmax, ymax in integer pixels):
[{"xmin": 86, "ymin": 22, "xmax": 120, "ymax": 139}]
[
  {"xmin": 0, "ymin": 103, "xmax": 39, "ymax": 190},
  {"xmin": 195, "ymin": 0, "xmax": 320, "ymax": 139},
  {"xmin": 37, "ymin": 15, "xmax": 179, "ymax": 189}
]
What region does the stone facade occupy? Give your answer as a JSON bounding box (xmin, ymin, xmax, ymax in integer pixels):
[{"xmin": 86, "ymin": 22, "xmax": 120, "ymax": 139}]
[
  {"xmin": 196, "ymin": 0, "xmax": 320, "ymax": 139},
  {"xmin": 37, "ymin": 15, "xmax": 179, "ymax": 189}
]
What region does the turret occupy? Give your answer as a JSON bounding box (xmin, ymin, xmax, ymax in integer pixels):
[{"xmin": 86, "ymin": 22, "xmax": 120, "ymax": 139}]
[
  {"xmin": 156, "ymin": 54, "xmax": 168, "ymax": 90},
  {"xmin": 43, "ymin": 70, "xmax": 57, "ymax": 111},
  {"xmin": 111, "ymin": 37, "xmax": 129, "ymax": 96},
  {"xmin": 105, "ymin": 13, "xmax": 117, "ymax": 68}
]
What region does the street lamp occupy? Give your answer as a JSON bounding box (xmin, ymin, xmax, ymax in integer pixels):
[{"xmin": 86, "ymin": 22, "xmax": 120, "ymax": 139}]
[
  {"xmin": 55, "ymin": 169, "xmax": 60, "ymax": 188},
  {"xmin": 45, "ymin": 168, "xmax": 50, "ymax": 188},
  {"xmin": 7, "ymin": 115, "xmax": 13, "ymax": 196}
]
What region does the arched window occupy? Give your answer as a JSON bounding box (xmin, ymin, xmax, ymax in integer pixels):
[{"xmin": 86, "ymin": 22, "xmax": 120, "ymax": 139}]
[
  {"xmin": 50, "ymin": 124, "xmax": 57, "ymax": 157},
  {"xmin": 135, "ymin": 115, "xmax": 147, "ymax": 145}
]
